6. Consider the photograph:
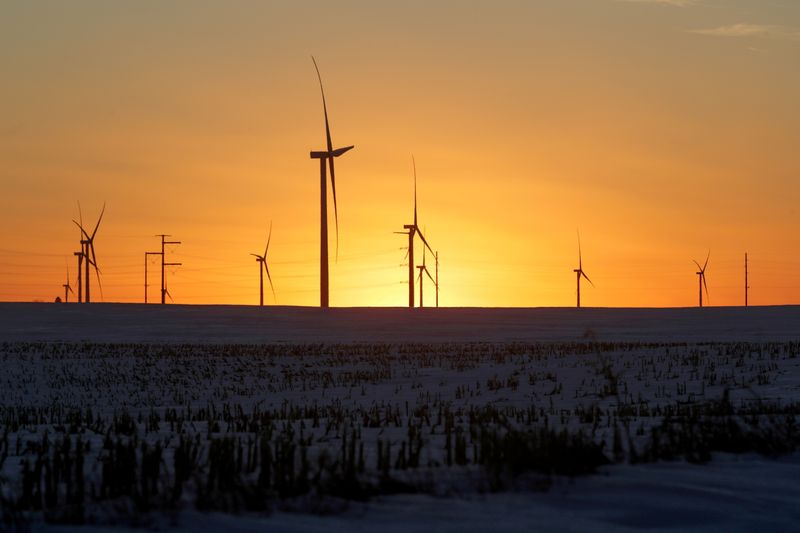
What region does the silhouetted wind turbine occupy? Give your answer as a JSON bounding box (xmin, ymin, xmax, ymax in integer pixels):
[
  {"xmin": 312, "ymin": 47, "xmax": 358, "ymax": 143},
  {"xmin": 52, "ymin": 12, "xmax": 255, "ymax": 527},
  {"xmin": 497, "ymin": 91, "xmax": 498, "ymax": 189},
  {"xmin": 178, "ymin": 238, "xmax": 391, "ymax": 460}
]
[
  {"xmin": 62, "ymin": 264, "xmax": 74, "ymax": 303},
  {"xmin": 309, "ymin": 56, "xmax": 353, "ymax": 308},
  {"xmin": 416, "ymin": 245, "xmax": 436, "ymax": 307},
  {"xmin": 574, "ymin": 231, "xmax": 594, "ymax": 308},
  {"xmin": 251, "ymin": 222, "xmax": 276, "ymax": 306},
  {"xmin": 73, "ymin": 203, "xmax": 104, "ymax": 303},
  {"xmin": 693, "ymin": 251, "xmax": 710, "ymax": 307},
  {"xmin": 396, "ymin": 156, "xmax": 435, "ymax": 308}
]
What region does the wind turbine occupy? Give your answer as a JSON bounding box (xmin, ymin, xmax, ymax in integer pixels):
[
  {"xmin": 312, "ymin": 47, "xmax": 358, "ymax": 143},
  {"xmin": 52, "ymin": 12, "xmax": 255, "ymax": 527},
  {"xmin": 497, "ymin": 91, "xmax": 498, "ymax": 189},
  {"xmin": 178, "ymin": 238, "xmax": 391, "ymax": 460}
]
[
  {"xmin": 396, "ymin": 156, "xmax": 435, "ymax": 308},
  {"xmin": 309, "ymin": 56, "xmax": 354, "ymax": 308},
  {"xmin": 416, "ymin": 245, "xmax": 436, "ymax": 308},
  {"xmin": 573, "ymin": 231, "xmax": 594, "ymax": 308},
  {"xmin": 250, "ymin": 222, "xmax": 276, "ymax": 306},
  {"xmin": 62, "ymin": 264, "xmax": 74, "ymax": 303},
  {"xmin": 73, "ymin": 203, "xmax": 104, "ymax": 303},
  {"xmin": 693, "ymin": 251, "xmax": 710, "ymax": 307}
]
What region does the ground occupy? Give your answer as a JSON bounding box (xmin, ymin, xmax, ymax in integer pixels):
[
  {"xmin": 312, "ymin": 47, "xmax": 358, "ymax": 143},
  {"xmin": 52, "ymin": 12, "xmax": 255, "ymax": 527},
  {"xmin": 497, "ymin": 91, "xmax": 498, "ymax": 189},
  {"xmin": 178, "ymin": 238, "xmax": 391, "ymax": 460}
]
[{"xmin": 1, "ymin": 304, "xmax": 798, "ymax": 531}]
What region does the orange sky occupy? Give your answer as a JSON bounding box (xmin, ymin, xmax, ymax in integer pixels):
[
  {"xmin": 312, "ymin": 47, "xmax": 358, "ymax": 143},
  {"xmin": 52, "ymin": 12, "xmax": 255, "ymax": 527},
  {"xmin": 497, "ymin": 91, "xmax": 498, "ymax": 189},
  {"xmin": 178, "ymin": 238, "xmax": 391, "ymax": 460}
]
[{"xmin": 2, "ymin": 1, "xmax": 799, "ymax": 307}]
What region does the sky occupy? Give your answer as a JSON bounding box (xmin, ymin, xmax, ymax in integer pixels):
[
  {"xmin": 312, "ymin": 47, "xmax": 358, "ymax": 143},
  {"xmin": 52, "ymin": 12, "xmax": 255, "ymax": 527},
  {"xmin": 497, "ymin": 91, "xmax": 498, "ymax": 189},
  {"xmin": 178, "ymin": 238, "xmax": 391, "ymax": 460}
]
[{"xmin": 1, "ymin": 0, "xmax": 798, "ymax": 307}]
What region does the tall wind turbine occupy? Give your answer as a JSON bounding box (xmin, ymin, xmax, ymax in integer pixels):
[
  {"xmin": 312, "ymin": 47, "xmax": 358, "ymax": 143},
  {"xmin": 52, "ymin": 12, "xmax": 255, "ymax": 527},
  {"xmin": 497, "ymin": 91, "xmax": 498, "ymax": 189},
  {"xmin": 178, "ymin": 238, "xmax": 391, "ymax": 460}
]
[
  {"xmin": 396, "ymin": 156, "xmax": 435, "ymax": 308},
  {"xmin": 251, "ymin": 222, "xmax": 276, "ymax": 306},
  {"xmin": 573, "ymin": 231, "xmax": 594, "ymax": 308},
  {"xmin": 62, "ymin": 264, "xmax": 74, "ymax": 303},
  {"xmin": 416, "ymin": 245, "xmax": 436, "ymax": 308},
  {"xmin": 309, "ymin": 56, "xmax": 353, "ymax": 308},
  {"xmin": 693, "ymin": 251, "xmax": 710, "ymax": 307},
  {"xmin": 73, "ymin": 203, "xmax": 104, "ymax": 303}
]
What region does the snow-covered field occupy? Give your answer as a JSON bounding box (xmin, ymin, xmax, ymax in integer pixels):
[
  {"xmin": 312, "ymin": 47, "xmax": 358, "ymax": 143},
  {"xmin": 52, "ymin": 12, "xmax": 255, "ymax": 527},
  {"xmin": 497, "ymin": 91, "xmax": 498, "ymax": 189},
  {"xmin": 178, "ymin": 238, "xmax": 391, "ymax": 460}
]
[
  {"xmin": 2, "ymin": 303, "xmax": 799, "ymax": 343},
  {"xmin": 1, "ymin": 304, "xmax": 799, "ymax": 531}
]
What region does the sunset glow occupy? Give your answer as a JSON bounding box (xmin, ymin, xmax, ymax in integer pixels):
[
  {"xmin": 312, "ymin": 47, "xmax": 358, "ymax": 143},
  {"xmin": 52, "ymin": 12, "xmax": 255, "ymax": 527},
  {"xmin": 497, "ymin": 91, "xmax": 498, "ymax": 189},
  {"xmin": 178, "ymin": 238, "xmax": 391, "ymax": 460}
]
[{"xmin": 2, "ymin": 1, "xmax": 798, "ymax": 307}]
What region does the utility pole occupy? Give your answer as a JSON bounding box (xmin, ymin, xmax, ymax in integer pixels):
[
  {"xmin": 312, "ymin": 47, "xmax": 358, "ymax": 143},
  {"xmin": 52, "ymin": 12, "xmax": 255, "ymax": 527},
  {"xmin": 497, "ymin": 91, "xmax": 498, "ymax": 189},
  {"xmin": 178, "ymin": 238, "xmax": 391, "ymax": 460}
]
[
  {"xmin": 156, "ymin": 235, "xmax": 181, "ymax": 304},
  {"xmin": 435, "ymin": 251, "xmax": 439, "ymax": 308},
  {"xmin": 745, "ymin": 252, "xmax": 749, "ymax": 307},
  {"xmin": 144, "ymin": 251, "xmax": 161, "ymax": 303}
]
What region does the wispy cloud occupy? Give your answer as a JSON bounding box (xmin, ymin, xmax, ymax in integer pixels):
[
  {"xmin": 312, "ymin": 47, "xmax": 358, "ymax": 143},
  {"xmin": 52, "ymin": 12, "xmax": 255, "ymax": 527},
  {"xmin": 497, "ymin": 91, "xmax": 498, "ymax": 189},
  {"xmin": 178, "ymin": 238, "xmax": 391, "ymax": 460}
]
[
  {"xmin": 688, "ymin": 23, "xmax": 800, "ymax": 41},
  {"xmin": 616, "ymin": 0, "xmax": 697, "ymax": 6}
]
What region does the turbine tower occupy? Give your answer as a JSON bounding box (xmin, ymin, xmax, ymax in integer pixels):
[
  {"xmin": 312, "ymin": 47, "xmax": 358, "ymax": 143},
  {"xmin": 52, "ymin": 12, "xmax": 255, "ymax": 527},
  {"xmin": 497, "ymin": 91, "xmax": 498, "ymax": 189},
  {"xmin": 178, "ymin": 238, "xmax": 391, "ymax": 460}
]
[
  {"xmin": 693, "ymin": 251, "xmax": 710, "ymax": 307},
  {"xmin": 251, "ymin": 222, "xmax": 276, "ymax": 306},
  {"xmin": 396, "ymin": 156, "xmax": 434, "ymax": 308},
  {"xmin": 745, "ymin": 252, "xmax": 749, "ymax": 307},
  {"xmin": 416, "ymin": 245, "xmax": 436, "ymax": 308},
  {"xmin": 62, "ymin": 265, "xmax": 74, "ymax": 303},
  {"xmin": 73, "ymin": 251, "xmax": 83, "ymax": 303},
  {"xmin": 309, "ymin": 56, "xmax": 353, "ymax": 308},
  {"xmin": 73, "ymin": 203, "xmax": 104, "ymax": 303},
  {"xmin": 573, "ymin": 231, "xmax": 594, "ymax": 308}
]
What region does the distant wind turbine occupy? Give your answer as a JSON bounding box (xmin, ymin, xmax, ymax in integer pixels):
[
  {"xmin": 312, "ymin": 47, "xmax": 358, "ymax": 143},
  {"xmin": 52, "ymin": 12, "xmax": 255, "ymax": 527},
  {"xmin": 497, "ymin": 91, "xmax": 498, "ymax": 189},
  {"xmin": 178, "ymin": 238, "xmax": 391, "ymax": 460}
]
[
  {"xmin": 62, "ymin": 264, "xmax": 74, "ymax": 303},
  {"xmin": 309, "ymin": 56, "xmax": 354, "ymax": 308},
  {"xmin": 251, "ymin": 222, "xmax": 276, "ymax": 306},
  {"xmin": 693, "ymin": 251, "xmax": 710, "ymax": 307},
  {"xmin": 395, "ymin": 156, "xmax": 435, "ymax": 308},
  {"xmin": 574, "ymin": 231, "xmax": 594, "ymax": 308},
  {"xmin": 73, "ymin": 202, "xmax": 105, "ymax": 303}
]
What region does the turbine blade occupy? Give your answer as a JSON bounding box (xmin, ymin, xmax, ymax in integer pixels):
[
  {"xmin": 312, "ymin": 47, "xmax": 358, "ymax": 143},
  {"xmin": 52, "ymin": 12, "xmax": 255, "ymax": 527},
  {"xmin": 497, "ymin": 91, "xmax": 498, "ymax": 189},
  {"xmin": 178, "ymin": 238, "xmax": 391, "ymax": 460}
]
[
  {"xmin": 692, "ymin": 259, "xmax": 702, "ymax": 271},
  {"xmin": 412, "ymin": 155, "xmax": 418, "ymax": 228},
  {"xmin": 582, "ymin": 271, "xmax": 595, "ymax": 287},
  {"xmin": 250, "ymin": 253, "xmax": 263, "ymax": 259},
  {"xmin": 416, "ymin": 229, "xmax": 435, "ymax": 257},
  {"xmin": 91, "ymin": 202, "xmax": 106, "ymax": 239},
  {"xmin": 329, "ymin": 157, "xmax": 339, "ymax": 262},
  {"xmin": 311, "ymin": 56, "xmax": 333, "ymax": 153},
  {"xmin": 165, "ymin": 287, "xmax": 174, "ymax": 303},
  {"xmin": 73, "ymin": 220, "xmax": 90, "ymax": 240},
  {"xmin": 702, "ymin": 273, "xmax": 709, "ymax": 302},
  {"xmin": 330, "ymin": 146, "xmax": 353, "ymax": 157},
  {"xmin": 703, "ymin": 250, "xmax": 710, "ymax": 271},
  {"xmin": 264, "ymin": 261, "xmax": 276, "ymax": 303},
  {"xmin": 77, "ymin": 201, "xmax": 83, "ymax": 232},
  {"xmin": 577, "ymin": 229, "xmax": 582, "ymax": 270},
  {"xmin": 424, "ymin": 267, "xmax": 436, "ymax": 284},
  {"xmin": 92, "ymin": 255, "xmax": 103, "ymax": 301},
  {"xmin": 67, "ymin": 285, "xmax": 75, "ymax": 295},
  {"xmin": 265, "ymin": 220, "xmax": 272, "ymax": 258},
  {"xmin": 89, "ymin": 242, "xmax": 99, "ymax": 273}
]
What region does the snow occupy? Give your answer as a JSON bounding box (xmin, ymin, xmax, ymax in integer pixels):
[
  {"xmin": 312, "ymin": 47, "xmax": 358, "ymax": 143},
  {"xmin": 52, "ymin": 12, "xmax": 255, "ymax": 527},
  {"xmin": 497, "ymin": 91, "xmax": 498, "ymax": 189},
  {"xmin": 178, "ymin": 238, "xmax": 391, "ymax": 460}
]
[
  {"xmin": 1, "ymin": 303, "xmax": 799, "ymax": 343},
  {"xmin": 37, "ymin": 456, "xmax": 800, "ymax": 532},
  {"xmin": 1, "ymin": 303, "xmax": 799, "ymax": 531}
]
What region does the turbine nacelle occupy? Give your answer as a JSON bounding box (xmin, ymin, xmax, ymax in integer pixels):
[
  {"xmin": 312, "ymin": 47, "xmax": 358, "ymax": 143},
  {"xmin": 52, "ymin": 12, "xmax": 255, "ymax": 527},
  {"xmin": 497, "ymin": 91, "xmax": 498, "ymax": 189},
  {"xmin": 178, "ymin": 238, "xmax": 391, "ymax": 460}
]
[{"xmin": 310, "ymin": 145, "xmax": 354, "ymax": 159}]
